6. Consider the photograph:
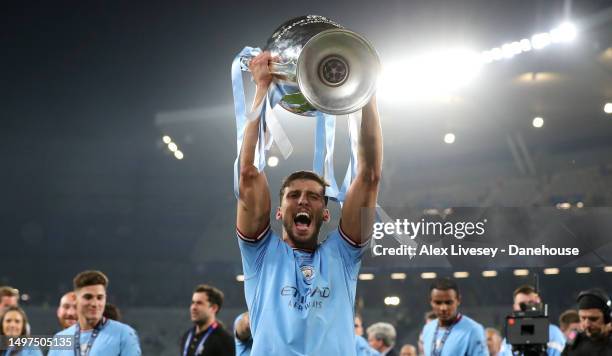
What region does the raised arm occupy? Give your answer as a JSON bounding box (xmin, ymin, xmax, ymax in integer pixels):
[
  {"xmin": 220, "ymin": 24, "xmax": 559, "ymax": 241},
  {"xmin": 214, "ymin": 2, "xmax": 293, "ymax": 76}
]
[
  {"xmin": 236, "ymin": 52, "xmax": 272, "ymax": 237},
  {"xmin": 340, "ymin": 95, "xmax": 382, "ymax": 244}
]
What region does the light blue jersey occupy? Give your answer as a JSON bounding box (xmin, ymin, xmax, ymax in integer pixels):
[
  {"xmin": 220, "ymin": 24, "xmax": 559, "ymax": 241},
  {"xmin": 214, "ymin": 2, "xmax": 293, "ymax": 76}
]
[
  {"xmin": 355, "ymin": 335, "xmax": 381, "ymax": 356},
  {"xmin": 233, "ymin": 314, "xmax": 252, "ymax": 356},
  {"xmin": 237, "ymin": 225, "xmax": 367, "ymax": 356},
  {"xmin": 3, "ymin": 348, "xmax": 43, "ymax": 356},
  {"xmin": 422, "ymin": 315, "xmax": 488, "ymax": 356},
  {"xmin": 498, "ymin": 324, "xmax": 565, "ymax": 356},
  {"xmin": 48, "ymin": 319, "xmax": 141, "ymax": 356}
]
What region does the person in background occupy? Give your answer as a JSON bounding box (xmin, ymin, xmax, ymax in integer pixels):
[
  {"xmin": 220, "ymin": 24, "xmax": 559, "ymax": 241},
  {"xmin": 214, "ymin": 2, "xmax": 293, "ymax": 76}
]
[
  {"xmin": 0, "ymin": 306, "xmax": 42, "ymax": 356},
  {"xmin": 367, "ymin": 322, "xmax": 398, "ymax": 356},
  {"xmin": 56, "ymin": 292, "xmax": 77, "ymax": 329},
  {"xmin": 234, "ymin": 311, "xmax": 251, "ymax": 356},
  {"xmin": 485, "ymin": 328, "xmax": 502, "ymax": 356},
  {"xmin": 356, "ymin": 315, "xmax": 381, "ymax": 356},
  {"xmin": 400, "ymin": 344, "xmax": 417, "ymax": 356},
  {"xmin": 0, "ymin": 287, "xmax": 19, "ymax": 311},
  {"xmin": 499, "ymin": 285, "xmax": 565, "ymax": 356},
  {"xmin": 558, "ymin": 309, "xmax": 581, "ymax": 343},
  {"xmin": 48, "ymin": 270, "xmax": 141, "ymax": 356},
  {"xmin": 180, "ymin": 284, "xmax": 234, "ymax": 356},
  {"xmin": 421, "ymin": 278, "xmax": 487, "ymax": 356},
  {"xmin": 562, "ymin": 288, "xmax": 612, "ymax": 355},
  {"xmin": 103, "ymin": 303, "xmax": 122, "ymax": 321}
]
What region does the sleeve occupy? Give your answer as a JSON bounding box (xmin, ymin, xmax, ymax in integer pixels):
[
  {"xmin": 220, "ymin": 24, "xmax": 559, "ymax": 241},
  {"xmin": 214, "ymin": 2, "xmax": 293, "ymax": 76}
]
[
  {"xmin": 546, "ymin": 325, "xmax": 566, "ymax": 356},
  {"xmin": 236, "ymin": 224, "xmax": 274, "ymax": 278},
  {"xmin": 120, "ymin": 325, "xmax": 142, "ymax": 356},
  {"xmin": 322, "ymin": 226, "xmax": 369, "ymax": 279},
  {"xmin": 467, "ymin": 324, "xmax": 489, "ymax": 356}
]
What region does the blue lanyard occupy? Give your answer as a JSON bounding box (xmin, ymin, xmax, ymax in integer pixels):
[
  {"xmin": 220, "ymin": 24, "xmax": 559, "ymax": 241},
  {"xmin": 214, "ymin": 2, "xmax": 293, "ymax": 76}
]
[
  {"xmin": 182, "ymin": 322, "xmax": 218, "ymax": 356},
  {"xmin": 74, "ymin": 318, "xmax": 107, "ymax": 356},
  {"xmin": 431, "ymin": 313, "xmax": 462, "ymax": 356}
]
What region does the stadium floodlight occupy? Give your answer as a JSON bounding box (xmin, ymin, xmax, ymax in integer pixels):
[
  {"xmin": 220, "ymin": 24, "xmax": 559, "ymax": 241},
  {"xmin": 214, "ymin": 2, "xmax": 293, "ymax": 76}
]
[
  {"xmin": 532, "ymin": 117, "xmax": 544, "ymax": 128},
  {"xmin": 543, "ymin": 268, "xmax": 560, "ymax": 275},
  {"xmin": 513, "ymin": 269, "xmax": 529, "ymax": 276},
  {"xmin": 359, "ymin": 273, "xmax": 375, "ymax": 281},
  {"xmin": 391, "ymin": 273, "xmax": 407, "ymax": 280},
  {"xmin": 556, "ymin": 202, "xmax": 571, "ymax": 210},
  {"xmin": 174, "ymin": 150, "xmax": 184, "ymax": 160},
  {"xmin": 162, "ymin": 135, "xmax": 172, "ymax": 144},
  {"xmin": 604, "ymin": 103, "xmax": 612, "ymax": 114},
  {"xmin": 453, "ymin": 271, "xmax": 469, "ymax": 278},
  {"xmin": 236, "ymin": 274, "xmax": 245, "ymax": 282},
  {"xmin": 604, "ymin": 266, "xmax": 612, "ymax": 272},
  {"xmin": 267, "ymin": 156, "xmax": 279, "ymax": 167},
  {"xmin": 384, "ymin": 296, "xmax": 401, "ymax": 306},
  {"xmin": 550, "ymin": 22, "xmax": 577, "ymax": 43},
  {"xmin": 532, "ymin": 33, "xmax": 552, "ymax": 50},
  {"xmin": 421, "ymin": 272, "xmax": 437, "ymax": 279},
  {"xmin": 575, "ymin": 267, "xmax": 591, "ymax": 274},
  {"xmin": 168, "ymin": 142, "xmax": 178, "ymax": 152},
  {"xmin": 482, "ymin": 270, "xmax": 498, "ymax": 277},
  {"xmin": 576, "ymin": 202, "xmax": 584, "ymax": 208},
  {"xmin": 444, "ymin": 133, "xmax": 456, "ymax": 144}
]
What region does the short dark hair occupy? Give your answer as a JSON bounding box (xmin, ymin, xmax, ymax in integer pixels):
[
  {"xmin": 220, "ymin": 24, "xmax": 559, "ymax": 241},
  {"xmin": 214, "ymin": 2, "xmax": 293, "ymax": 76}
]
[
  {"xmin": 429, "ymin": 277, "xmax": 460, "ymax": 296},
  {"xmin": 279, "ymin": 170, "xmax": 329, "ymax": 205},
  {"xmin": 0, "ymin": 286, "xmax": 18, "ymax": 298},
  {"xmin": 513, "ymin": 285, "xmax": 537, "ymax": 299},
  {"xmin": 73, "ymin": 270, "xmax": 109, "ymax": 290},
  {"xmin": 0, "ymin": 306, "xmax": 28, "ymax": 336},
  {"xmin": 559, "ymin": 309, "xmax": 580, "ymax": 330},
  {"xmin": 194, "ymin": 284, "xmax": 224, "ymax": 311}
]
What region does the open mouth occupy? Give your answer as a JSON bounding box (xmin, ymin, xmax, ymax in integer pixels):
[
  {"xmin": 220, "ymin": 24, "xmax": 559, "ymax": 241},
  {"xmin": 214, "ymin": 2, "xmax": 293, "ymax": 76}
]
[{"xmin": 294, "ymin": 212, "xmax": 312, "ymax": 232}]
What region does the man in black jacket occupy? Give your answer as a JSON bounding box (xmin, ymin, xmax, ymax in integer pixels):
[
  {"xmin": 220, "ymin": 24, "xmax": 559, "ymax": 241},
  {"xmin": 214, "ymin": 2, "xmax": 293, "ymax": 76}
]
[
  {"xmin": 562, "ymin": 288, "xmax": 612, "ymax": 356},
  {"xmin": 180, "ymin": 284, "xmax": 234, "ymax": 356}
]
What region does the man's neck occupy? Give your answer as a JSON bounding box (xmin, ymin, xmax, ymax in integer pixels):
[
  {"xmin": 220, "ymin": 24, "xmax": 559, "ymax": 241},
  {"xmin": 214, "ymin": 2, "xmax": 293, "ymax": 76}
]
[
  {"xmin": 195, "ymin": 318, "xmax": 215, "ymax": 334},
  {"xmin": 282, "ymin": 231, "xmax": 317, "ymax": 251},
  {"xmin": 78, "ymin": 317, "xmax": 101, "ymax": 331},
  {"xmin": 439, "ymin": 314, "xmax": 459, "ymax": 327}
]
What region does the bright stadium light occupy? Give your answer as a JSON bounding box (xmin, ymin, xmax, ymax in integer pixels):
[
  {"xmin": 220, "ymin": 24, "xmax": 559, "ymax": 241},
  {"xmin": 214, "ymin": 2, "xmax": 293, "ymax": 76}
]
[
  {"xmin": 576, "ymin": 267, "xmax": 591, "ymax": 274},
  {"xmin": 532, "ymin": 33, "xmax": 552, "ymax": 50},
  {"xmin": 162, "ymin": 135, "xmax": 172, "ymax": 144},
  {"xmin": 482, "ymin": 270, "xmax": 498, "ymax": 277},
  {"xmin": 444, "ymin": 133, "xmax": 456, "ymax": 144},
  {"xmin": 604, "ymin": 103, "xmax": 612, "ymax": 114},
  {"xmin": 359, "ymin": 273, "xmax": 375, "ymax": 281},
  {"xmin": 514, "ymin": 269, "xmax": 529, "ymax": 276},
  {"xmin": 174, "ymin": 150, "xmax": 184, "ymax": 160},
  {"xmin": 267, "ymin": 156, "xmax": 279, "ymax": 167},
  {"xmin": 532, "ymin": 117, "xmax": 544, "ymax": 128},
  {"xmin": 550, "ymin": 22, "xmax": 577, "ymax": 43},
  {"xmin": 576, "ymin": 202, "xmax": 584, "ymax": 208},
  {"xmin": 604, "ymin": 266, "xmax": 612, "ymax": 272},
  {"xmin": 378, "ymin": 49, "xmax": 482, "ymax": 103},
  {"xmin": 453, "ymin": 271, "xmax": 469, "ymax": 278},
  {"xmin": 543, "ymin": 268, "xmax": 560, "ymax": 275},
  {"xmin": 391, "ymin": 273, "xmax": 407, "ymax": 280},
  {"xmin": 519, "ymin": 39, "xmax": 532, "ymax": 52},
  {"xmin": 236, "ymin": 274, "xmax": 245, "ymax": 282},
  {"xmin": 384, "ymin": 296, "xmax": 401, "ymax": 306},
  {"xmin": 421, "ymin": 272, "xmax": 437, "ymax": 279},
  {"xmin": 168, "ymin": 142, "xmax": 178, "ymax": 152}
]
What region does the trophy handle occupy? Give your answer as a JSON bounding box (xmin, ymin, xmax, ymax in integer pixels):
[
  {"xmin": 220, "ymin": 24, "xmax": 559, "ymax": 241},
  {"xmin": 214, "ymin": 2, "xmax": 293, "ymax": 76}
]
[{"xmin": 240, "ymin": 54, "xmax": 296, "ymax": 80}]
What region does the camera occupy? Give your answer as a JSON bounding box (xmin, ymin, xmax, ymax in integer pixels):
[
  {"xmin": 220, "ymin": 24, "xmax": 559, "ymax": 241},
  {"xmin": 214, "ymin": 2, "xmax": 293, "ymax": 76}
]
[{"xmin": 504, "ymin": 302, "xmax": 550, "ymax": 356}]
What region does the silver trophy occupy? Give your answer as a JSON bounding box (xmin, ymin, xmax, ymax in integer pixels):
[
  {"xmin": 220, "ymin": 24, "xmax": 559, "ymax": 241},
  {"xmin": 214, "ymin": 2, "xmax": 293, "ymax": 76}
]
[{"xmin": 242, "ymin": 15, "xmax": 380, "ymax": 116}]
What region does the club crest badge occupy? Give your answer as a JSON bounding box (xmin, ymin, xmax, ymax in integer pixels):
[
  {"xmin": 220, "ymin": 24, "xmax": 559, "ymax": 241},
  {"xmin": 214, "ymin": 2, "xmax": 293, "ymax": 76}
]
[{"xmin": 300, "ymin": 265, "xmax": 315, "ymax": 284}]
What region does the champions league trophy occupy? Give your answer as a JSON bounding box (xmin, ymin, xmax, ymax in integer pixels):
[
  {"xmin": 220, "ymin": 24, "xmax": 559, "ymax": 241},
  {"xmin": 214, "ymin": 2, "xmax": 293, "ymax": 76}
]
[{"xmin": 231, "ymin": 15, "xmax": 380, "ymax": 201}]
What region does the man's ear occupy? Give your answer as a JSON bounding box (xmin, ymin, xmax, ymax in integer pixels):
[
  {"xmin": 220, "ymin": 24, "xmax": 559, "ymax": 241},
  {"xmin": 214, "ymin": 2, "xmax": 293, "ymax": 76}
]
[
  {"xmin": 323, "ymin": 208, "xmax": 330, "ymax": 222},
  {"xmin": 276, "ymin": 207, "xmax": 282, "ymax": 220}
]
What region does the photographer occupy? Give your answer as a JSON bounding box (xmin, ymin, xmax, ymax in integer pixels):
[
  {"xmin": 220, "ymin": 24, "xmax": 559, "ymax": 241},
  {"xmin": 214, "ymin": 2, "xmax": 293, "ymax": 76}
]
[
  {"xmin": 499, "ymin": 285, "xmax": 565, "ymax": 356},
  {"xmin": 562, "ymin": 288, "xmax": 612, "ymax": 355}
]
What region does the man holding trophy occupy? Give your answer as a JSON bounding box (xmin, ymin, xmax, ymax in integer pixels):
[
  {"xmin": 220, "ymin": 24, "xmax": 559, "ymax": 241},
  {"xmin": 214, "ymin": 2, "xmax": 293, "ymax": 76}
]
[{"xmin": 234, "ymin": 16, "xmax": 383, "ymax": 355}]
